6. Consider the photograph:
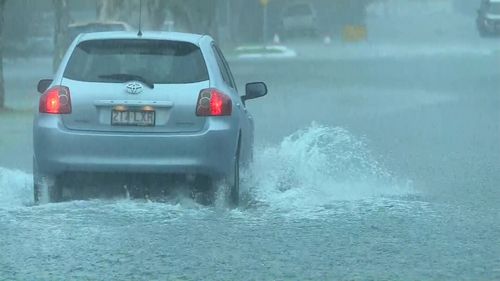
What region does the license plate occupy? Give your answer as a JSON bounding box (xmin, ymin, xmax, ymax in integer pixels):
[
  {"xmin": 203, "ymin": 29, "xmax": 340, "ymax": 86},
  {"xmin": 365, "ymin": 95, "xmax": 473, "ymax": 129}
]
[{"xmin": 111, "ymin": 110, "xmax": 155, "ymax": 126}]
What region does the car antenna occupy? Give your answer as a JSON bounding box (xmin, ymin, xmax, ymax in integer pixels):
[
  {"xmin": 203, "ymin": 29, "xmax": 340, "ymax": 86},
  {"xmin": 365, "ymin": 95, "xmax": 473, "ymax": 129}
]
[{"xmin": 137, "ymin": 0, "xmax": 143, "ymax": 37}]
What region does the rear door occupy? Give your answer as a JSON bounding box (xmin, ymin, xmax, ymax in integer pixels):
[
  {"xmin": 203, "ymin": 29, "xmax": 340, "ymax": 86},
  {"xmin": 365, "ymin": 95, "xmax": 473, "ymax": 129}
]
[
  {"xmin": 211, "ymin": 43, "xmax": 254, "ymax": 160},
  {"xmin": 60, "ymin": 38, "xmax": 209, "ymax": 133}
]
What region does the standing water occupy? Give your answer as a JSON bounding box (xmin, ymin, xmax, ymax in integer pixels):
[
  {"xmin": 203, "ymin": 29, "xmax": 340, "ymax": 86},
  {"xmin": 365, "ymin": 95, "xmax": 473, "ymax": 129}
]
[{"xmin": 1, "ymin": 125, "xmax": 480, "ymax": 281}]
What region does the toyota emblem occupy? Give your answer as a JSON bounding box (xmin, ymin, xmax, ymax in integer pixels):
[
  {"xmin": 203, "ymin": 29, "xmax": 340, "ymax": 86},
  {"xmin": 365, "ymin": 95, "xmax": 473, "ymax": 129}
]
[{"xmin": 125, "ymin": 82, "xmax": 143, "ymax": 95}]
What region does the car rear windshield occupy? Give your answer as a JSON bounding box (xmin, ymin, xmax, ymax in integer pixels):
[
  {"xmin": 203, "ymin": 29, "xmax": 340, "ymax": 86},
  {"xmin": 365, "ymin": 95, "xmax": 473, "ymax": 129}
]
[{"xmin": 63, "ymin": 39, "xmax": 209, "ymax": 84}]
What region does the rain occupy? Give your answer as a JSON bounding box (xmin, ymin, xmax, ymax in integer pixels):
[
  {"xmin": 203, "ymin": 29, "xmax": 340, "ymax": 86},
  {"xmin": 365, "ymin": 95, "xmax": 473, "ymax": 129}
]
[{"xmin": 0, "ymin": 0, "xmax": 499, "ymax": 280}]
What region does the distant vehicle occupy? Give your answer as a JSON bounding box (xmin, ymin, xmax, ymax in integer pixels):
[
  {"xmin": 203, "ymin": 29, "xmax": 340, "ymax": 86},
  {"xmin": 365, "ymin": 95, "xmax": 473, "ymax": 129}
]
[
  {"xmin": 66, "ymin": 21, "xmax": 133, "ymax": 46},
  {"xmin": 280, "ymin": 2, "xmax": 318, "ymax": 38},
  {"xmin": 477, "ymin": 0, "xmax": 500, "ymax": 37},
  {"xmin": 160, "ymin": 20, "xmax": 175, "ymax": 32},
  {"xmin": 33, "ymin": 31, "xmax": 268, "ymax": 206}
]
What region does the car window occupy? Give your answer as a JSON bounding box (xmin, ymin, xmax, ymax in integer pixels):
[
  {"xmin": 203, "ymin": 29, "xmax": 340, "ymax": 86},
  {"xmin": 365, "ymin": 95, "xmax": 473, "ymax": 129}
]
[
  {"xmin": 213, "ymin": 44, "xmax": 237, "ymax": 90},
  {"xmin": 64, "ymin": 39, "xmax": 209, "ymax": 84},
  {"xmin": 211, "ymin": 43, "xmax": 236, "ymax": 89}
]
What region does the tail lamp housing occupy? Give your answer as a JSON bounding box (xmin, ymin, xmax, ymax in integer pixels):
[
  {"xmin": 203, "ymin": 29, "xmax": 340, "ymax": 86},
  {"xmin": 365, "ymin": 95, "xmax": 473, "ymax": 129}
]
[
  {"xmin": 39, "ymin": 86, "xmax": 71, "ymax": 114},
  {"xmin": 196, "ymin": 88, "xmax": 232, "ymax": 116}
]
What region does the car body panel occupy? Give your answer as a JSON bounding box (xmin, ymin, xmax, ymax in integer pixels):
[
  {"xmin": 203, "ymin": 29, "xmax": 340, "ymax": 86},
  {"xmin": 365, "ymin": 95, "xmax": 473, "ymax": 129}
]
[
  {"xmin": 34, "ymin": 113, "xmax": 236, "ymax": 177},
  {"xmin": 34, "ymin": 31, "xmax": 259, "ymax": 182},
  {"xmin": 60, "ymin": 79, "xmax": 210, "ymax": 133}
]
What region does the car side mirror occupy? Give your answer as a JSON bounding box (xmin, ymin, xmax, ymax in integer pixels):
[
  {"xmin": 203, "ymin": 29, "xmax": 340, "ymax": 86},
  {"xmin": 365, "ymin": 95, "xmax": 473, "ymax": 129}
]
[
  {"xmin": 37, "ymin": 79, "xmax": 53, "ymax": 94},
  {"xmin": 243, "ymin": 82, "xmax": 267, "ymax": 102}
]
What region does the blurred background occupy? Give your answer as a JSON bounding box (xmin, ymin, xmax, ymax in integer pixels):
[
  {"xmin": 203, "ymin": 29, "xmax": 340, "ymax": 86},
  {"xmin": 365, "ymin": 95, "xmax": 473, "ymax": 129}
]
[
  {"xmin": 0, "ymin": 0, "xmax": 481, "ymax": 58},
  {"xmin": 1, "ymin": 1, "xmax": 500, "ymax": 279},
  {"xmin": 0, "ymin": 0, "xmax": 486, "ymax": 110}
]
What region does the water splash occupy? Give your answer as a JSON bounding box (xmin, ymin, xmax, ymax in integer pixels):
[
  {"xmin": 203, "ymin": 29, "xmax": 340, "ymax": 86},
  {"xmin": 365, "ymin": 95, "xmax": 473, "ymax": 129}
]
[
  {"xmin": 0, "ymin": 167, "xmax": 33, "ymax": 208},
  {"xmin": 0, "ymin": 124, "xmax": 414, "ymax": 215},
  {"xmin": 242, "ymin": 123, "xmax": 413, "ymax": 215}
]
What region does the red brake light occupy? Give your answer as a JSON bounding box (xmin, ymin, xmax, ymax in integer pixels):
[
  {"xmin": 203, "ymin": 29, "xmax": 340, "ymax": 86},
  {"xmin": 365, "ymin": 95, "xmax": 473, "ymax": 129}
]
[
  {"xmin": 39, "ymin": 86, "xmax": 71, "ymax": 114},
  {"xmin": 196, "ymin": 88, "xmax": 232, "ymax": 116}
]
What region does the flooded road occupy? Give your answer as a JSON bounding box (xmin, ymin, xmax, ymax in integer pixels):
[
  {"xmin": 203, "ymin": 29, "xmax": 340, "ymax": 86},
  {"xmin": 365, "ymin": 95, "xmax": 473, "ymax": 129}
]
[{"xmin": 1, "ymin": 38, "xmax": 500, "ymax": 280}]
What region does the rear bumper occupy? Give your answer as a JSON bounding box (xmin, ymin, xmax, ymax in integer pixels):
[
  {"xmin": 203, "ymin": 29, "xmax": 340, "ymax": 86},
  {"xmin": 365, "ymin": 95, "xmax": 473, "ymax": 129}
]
[{"xmin": 34, "ymin": 115, "xmax": 238, "ymax": 178}]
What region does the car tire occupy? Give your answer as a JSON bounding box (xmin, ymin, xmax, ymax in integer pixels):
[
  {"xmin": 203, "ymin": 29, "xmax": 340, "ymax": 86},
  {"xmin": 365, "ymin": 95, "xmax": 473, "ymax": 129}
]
[
  {"xmin": 33, "ymin": 158, "xmax": 62, "ymax": 204},
  {"xmin": 228, "ymin": 141, "xmax": 240, "ymax": 207}
]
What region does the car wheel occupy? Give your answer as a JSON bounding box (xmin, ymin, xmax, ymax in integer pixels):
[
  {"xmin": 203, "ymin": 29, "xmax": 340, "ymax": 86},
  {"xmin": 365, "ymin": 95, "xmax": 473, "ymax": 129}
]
[
  {"xmin": 228, "ymin": 144, "xmax": 240, "ymax": 207},
  {"xmin": 33, "ymin": 158, "xmax": 62, "ymax": 204}
]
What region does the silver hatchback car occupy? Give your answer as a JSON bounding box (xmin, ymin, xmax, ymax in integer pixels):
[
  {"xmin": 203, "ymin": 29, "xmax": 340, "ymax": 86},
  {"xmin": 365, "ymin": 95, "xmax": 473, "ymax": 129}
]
[{"xmin": 33, "ymin": 32, "xmax": 267, "ymax": 205}]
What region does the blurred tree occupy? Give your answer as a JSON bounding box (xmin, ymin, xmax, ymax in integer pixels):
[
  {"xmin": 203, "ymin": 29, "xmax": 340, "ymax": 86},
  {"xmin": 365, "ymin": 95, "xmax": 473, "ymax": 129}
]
[
  {"xmin": 0, "ymin": 0, "xmax": 5, "ymax": 109},
  {"xmin": 95, "ymin": 0, "xmax": 218, "ymax": 38},
  {"xmin": 145, "ymin": 0, "xmax": 168, "ymax": 29},
  {"xmin": 53, "ymin": 0, "xmax": 69, "ymax": 72},
  {"xmin": 96, "ymin": 0, "xmax": 164, "ymax": 29},
  {"xmin": 97, "ymin": 0, "xmax": 133, "ymax": 22},
  {"xmin": 168, "ymin": 2, "xmax": 192, "ymax": 32},
  {"xmin": 165, "ymin": 0, "xmax": 218, "ymax": 38},
  {"xmin": 188, "ymin": 0, "xmax": 218, "ymax": 37}
]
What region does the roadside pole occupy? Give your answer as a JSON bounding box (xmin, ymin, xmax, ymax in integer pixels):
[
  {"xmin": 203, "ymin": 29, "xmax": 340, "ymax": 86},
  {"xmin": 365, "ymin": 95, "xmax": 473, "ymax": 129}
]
[{"xmin": 260, "ymin": 0, "xmax": 269, "ymax": 45}]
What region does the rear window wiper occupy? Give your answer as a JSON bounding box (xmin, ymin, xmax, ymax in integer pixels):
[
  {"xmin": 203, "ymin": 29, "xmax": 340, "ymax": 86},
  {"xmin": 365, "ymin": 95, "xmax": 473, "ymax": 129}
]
[{"xmin": 98, "ymin": 73, "xmax": 155, "ymax": 89}]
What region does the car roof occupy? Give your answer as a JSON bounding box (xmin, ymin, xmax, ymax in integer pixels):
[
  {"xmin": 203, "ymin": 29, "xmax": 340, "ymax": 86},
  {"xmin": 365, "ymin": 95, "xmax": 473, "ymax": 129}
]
[{"xmin": 77, "ymin": 31, "xmax": 206, "ymax": 45}]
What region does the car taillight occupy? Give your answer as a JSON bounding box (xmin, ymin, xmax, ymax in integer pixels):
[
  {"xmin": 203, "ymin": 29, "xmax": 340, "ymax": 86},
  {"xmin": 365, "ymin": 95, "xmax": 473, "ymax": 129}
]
[
  {"xmin": 196, "ymin": 88, "xmax": 232, "ymax": 116},
  {"xmin": 39, "ymin": 86, "xmax": 71, "ymax": 114}
]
